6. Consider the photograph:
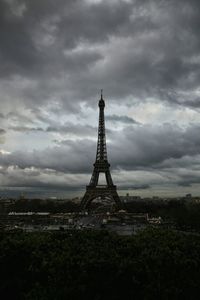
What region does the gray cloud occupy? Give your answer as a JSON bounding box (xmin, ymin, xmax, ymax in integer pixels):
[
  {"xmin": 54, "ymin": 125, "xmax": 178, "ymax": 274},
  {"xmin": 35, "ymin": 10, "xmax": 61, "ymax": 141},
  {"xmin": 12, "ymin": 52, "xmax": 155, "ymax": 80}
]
[
  {"xmin": 1, "ymin": 123, "xmax": 200, "ymax": 173},
  {"xmin": 46, "ymin": 123, "xmax": 97, "ymax": 137},
  {"xmin": 0, "ymin": 129, "xmax": 6, "ymax": 134},
  {"xmin": 9, "ymin": 126, "xmax": 44, "ymax": 132},
  {"xmin": 107, "ymin": 114, "xmax": 140, "ymax": 124},
  {"xmin": 0, "ymin": 139, "xmax": 95, "ymax": 173},
  {"xmin": 9, "ymin": 122, "xmax": 97, "ymax": 137},
  {"xmin": 111, "ymin": 124, "xmax": 200, "ymax": 170},
  {"xmin": 0, "ymin": 165, "xmax": 88, "ymax": 190},
  {"xmin": 119, "ymin": 184, "xmax": 150, "ymax": 190},
  {"xmin": 0, "ymin": 128, "xmax": 6, "ymax": 144},
  {"xmin": 91, "ymin": 121, "xmax": 200, "ymax": 191}
]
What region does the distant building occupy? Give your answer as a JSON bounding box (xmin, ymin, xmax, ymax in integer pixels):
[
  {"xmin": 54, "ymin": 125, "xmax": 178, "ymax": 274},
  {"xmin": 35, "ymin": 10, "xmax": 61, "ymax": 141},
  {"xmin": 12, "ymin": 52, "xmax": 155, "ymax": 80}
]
[
  {"xmin": 0, "ymin": 199, "xmax": 14, "ymax": 212},
  {"xmin": 185, "ymin": 193, "xmax": 192, "ymax": 200},
  {"xmin": 121, "ymin": 195, "xmax": 141, "ymax": 203}
]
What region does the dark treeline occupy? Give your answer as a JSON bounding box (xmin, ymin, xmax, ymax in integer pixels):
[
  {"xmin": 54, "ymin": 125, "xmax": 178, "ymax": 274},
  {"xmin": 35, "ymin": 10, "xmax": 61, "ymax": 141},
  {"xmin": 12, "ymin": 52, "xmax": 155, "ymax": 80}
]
[
  {"xmin": 126, "ymin": 200, "xmax": 200, "ymax": 231},
  {"xmin": 0, "ymin": 229, "xmax": 200, "ymax": 299},
  {"xmin": 7, "ymin": 198, "xmax": 80, "ymax": 213}
]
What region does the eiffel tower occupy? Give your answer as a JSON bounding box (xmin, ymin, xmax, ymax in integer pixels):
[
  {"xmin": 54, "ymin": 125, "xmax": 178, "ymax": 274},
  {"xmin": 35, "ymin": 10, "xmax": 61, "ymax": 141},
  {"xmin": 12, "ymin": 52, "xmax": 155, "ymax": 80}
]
[{"xmin": 80, "ymin": 91, "xmax": 123, "ymax": 210}]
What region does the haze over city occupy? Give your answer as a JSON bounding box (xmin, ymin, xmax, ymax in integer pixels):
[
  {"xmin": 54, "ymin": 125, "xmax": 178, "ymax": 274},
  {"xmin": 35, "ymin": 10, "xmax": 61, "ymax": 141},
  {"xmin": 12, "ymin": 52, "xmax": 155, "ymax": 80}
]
[{"xmin": 1, "ymin": 0, "xmax": 200, "ymax": 198}]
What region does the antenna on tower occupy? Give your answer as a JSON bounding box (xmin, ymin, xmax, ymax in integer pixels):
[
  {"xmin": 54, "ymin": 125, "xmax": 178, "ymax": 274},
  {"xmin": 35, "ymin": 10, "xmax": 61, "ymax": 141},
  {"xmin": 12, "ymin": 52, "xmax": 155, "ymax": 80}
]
[{"xmin": 101, "ymin": 89, "xmax": 103, "ymax": 100}]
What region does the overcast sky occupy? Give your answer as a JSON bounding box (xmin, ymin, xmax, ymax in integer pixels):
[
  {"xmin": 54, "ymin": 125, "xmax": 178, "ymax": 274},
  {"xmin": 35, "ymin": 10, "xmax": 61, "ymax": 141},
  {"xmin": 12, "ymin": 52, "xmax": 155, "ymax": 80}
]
[{"xmin": 1, "ymin": 0, "xmax": 200, "ymax": 198}]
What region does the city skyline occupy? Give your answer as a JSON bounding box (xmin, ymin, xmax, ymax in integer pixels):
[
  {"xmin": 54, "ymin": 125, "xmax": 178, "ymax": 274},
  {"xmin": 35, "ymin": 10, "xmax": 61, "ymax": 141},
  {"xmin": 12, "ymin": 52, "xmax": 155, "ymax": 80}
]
[{"xmin": 0, "ymin": 0, "xmax": 200, "ymax": 198}]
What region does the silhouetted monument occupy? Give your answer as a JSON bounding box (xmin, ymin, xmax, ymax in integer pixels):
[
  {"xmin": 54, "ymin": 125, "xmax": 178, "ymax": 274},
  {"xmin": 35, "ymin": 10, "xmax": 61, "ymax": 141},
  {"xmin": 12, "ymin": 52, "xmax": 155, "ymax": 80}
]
[{"xmin": 80, "ymin": 91, "xmax": 123, "ymax": 210}]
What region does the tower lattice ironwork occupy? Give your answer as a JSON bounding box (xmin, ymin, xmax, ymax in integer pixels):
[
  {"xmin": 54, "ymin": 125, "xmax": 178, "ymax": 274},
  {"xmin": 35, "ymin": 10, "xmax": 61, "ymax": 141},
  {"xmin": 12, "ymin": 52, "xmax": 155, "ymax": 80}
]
[{"xmin": 80, "ymin": 91, "xmax": 123, "ymax": 210}]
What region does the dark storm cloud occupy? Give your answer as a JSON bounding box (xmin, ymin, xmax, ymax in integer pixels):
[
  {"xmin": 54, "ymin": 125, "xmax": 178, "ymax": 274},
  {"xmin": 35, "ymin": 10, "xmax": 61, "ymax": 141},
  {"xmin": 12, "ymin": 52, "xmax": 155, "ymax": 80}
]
[
  {"xmin": 119, "ymin": 184, "xmax": 150, "ymax": 190},
  {"xmin": 0, "ymin": 129, "xmax": 6, "ymax": 134},
  {"xmin": 0, "ymin": 0, "xmax": 131, "ymax": 76},
  {"xmin": 0, "ymin": 128, "xmax": 6, "ymax": 144},
  {"xmin": 9, "ymin": 126, "xmax": 44, "ymax": 132},
  {"xmin": 107, "ymin": 114, "xmax": 140, "ymax": 124},
  {"xmin": 46, "ymin": 123, "xmax": 97, "ymax": 137},
  {"xmin": 0, "ymin": 139, "xmax": 95, "ymax": 173},
  {"xmin": 0, "ymin": 165, "xmax": 87, "ymax": 189},
  {"xmin": 2, "ymin": 122, "xmax": 200, "ymax": 188},
  {"xmin": 172, "ymin": 168, "xmax": 200, "ymax": 187},
  {"xmin": 0, "ymin": 0, "xmax": 41, "ymax": 76},
  {"xmin": 110, "ymin": 124, "xmax": 200, "ymax": 170},
  {"xmin": 1, "ymin": 123, "xmax": 200, "ymax": 173},
  {"xmin": 9, "ymin": 122, "xmax": 97, "ymax": 137},
  {"xmin": 7, "ymin": 111, "xmax": 36, "ymax": 124},
  {"xmin": 1, "ymin": 0, "xmax": 200, "ymax": 110}
]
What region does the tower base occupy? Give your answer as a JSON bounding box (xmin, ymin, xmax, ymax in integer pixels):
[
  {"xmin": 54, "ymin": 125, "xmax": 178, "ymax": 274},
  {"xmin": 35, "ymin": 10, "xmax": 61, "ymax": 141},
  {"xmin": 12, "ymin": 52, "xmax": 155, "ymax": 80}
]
[{"xmin": 80, "ymin": 185, "xmax": 124, "ymax": 210}]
